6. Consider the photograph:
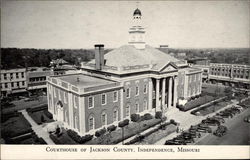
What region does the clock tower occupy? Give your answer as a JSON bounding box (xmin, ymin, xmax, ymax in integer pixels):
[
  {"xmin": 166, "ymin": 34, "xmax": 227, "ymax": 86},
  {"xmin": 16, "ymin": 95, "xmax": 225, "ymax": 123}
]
[{"xmin": 128, "ymin": 8, "xmax": 146, "ymax": 49}]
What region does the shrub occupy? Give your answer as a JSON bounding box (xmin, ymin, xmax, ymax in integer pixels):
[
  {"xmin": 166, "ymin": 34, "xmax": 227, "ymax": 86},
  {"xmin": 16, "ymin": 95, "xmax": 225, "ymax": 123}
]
[
  {"xmin": 95, "ymin": 128, "xmax": 106, "ymax": 137},
  {"xmin": 130, "ymin": 114, "xmax": 140, "ymax": 122},
  {"xmin": 50, "ymin": 134, "xmax": 61, "ymax": 144},
  {"xmin": 118, "ymin": 119, "xmax": 129, "ymax": 128},
  {"xmin": 81, "ymin": 134, "xmax": 93, "ymax": 144},
  {"xmin": 143, "ymin": 113, "xmax": 153, "ymax": 120},
  {"xmin": 140, "ymin": 115, "xmax": 145, "ymax": 121},
  {"xmin": 67, "ymin": 129, "xmax": 82, "ymax": 143},
  {"xmin": 44, "ymin": 110, "xmax": 53, "ymax": 119},
  {"xmin": 170, "ymin": 119, "xmax": 177, "ymax": 125},
  {"xmin": 107, "ymin": 125, "xmax": 117, "ymax": 132},
  {"xmin": 155, "ymin": 111, "xmax": 162, "ymax": 119}
]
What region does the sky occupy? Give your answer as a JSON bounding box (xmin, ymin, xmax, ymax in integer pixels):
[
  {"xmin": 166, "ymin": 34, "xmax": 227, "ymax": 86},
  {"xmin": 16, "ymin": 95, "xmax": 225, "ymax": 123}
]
[{"xmin": 1, "ymin": 0, "xmax": 249, "ymax": 49}]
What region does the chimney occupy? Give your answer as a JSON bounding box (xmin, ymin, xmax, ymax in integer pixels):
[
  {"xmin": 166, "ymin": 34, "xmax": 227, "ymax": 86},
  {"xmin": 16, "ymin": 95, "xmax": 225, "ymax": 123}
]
[
  {"xmin": 160, "ymin": 45, "xmax": 169, "ymax": 54},
  {"xmin": 95, "ymin": 44, "xmax": 104, "ymax": 70}
]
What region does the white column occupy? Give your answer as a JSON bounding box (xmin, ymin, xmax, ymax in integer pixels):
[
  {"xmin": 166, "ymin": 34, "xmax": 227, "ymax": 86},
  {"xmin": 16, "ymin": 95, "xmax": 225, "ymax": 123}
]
[
  {"xmin": 148, "ymin": 78, "xmax": 153, "ymax": 110},
  {"xmin": 120, "ymin": 88, "xmax": 124, "ymax": 120},
  {"xmin": 162, "ymin": 78, "xmax": 166, "ymax": 108},
  {"xmin": 68, "ymin": 90, "xmax": 74, "ymax": 128},
  {"xmin": 156, "ymin": 79, "xmax": 160, "ymax": 111},
  {"xmin": 173, "ymin": 76, "xmax": 178, "ymax": 107},
  {"xmin": 79, "ymin": 97, "xmax": 85, "ymax": 135},
  {"xmin": 168, "ymin": 77, "xmax": 173, "ymax": 108}
]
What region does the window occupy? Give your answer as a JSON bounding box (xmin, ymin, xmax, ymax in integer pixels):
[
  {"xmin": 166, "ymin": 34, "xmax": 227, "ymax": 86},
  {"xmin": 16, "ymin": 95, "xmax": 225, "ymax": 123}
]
[
  {"xmin": 17, "ymin": 82, "xmax": 20, "ymax": 87},
  {"xmin": 144, "ymin": 99, "xmax": 148, "ymax": 110},
  {"xmin": 21, "ymin": 72, "xmax": 24, "ymax": 78},
  {"xmin": 135, "ymin": 102, "xmax": 139, "ymax": 113},
  {"xmin": 11, "ymin": 82, "xmax": 14, "ymax": 87},
  {"xmin": 126, "ymin": 88, "xmax": 130, "ymax": 98},
  {"xmin": 5, "ymin": 83, "xmax": 8, "ymax": 88},
  {"xmin": 125, "ymin": 104, "xmax": 130, "ymax": 117},
  {"xmin": 113, "ymin": 108, "xmax": 118, "ymax": 122},
  {"xmin": 113, "ymin": 91, "xmax": 118, "ymax": 102},
  {"xmin": 22, "ymin": 81, "xmax": 25, "ymax": 86},
  {"xmin": 89, "ymin": 116, "xmax": 94, "ymax": 130},
  {"xmin": 101, "ymin": 94, "xmax": 106, "ymax": 105},
  {"xmin": 4, "ymin": 74, "xmax": 7, "ymax": 80},
  {"xmin": 10, "ymin": 73, "xmax": 13, "ymax": 79},
  {"xmin": 143, "ymin": 84, "xmax": 147, "ymax": 94},
  {"xmin": 135, "ymin": 85, "xmax": 139, "ymax": 96},
  {"xmin": 74, "ymin": 96, "xmax": 78, "ymax": 108},
  {"xmin": 16, "ymin": 73, "xmax": 19, "ymax": 79},
  {"xmin": 88, "ymin": 96, "xmax": 94, "ymax": 109},
  {"xmin": 64, "ymin": 92, "xmax": 67, "ymax": 104},
  {"xmin": 101, "ymin": 112, "xmax": 107, "ymax": 126}
]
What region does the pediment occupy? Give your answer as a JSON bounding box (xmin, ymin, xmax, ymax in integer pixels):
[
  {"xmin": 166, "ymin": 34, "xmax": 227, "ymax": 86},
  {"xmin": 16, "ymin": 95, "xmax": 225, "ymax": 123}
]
[{"xmin": 159, "ymin": 62, "xmax": 178, "ymax": 73}]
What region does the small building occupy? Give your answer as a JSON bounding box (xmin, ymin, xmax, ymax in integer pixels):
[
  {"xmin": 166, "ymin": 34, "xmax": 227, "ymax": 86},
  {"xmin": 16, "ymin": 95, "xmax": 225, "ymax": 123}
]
[
  {"xmin": 0, "ymin": 68, "xmax": 27, "ymax": 97},
  {"xmin": 27, "ymin": 67, "xmax": 53, "ymax": 91}
]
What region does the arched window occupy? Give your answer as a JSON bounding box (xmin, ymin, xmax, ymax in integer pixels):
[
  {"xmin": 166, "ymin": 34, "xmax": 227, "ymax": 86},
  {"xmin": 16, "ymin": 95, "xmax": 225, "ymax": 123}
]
[
  {"xmin": 143, "ymin": 99, "xmax": 148, "ymax": 110},
  {"xmin": 113, "ymin": 108, "xmax": 118, "ymax": 122},
  {"xmin": 125, "ymin": 104, "xmax": 130, "ymax": 117},
  {"xmin": 101, "ymin": 111, "xmax": 107, "ymax": 126},
  {"xmin": 135, "ymin": 102, "xmax": 139, "ymax": 113},
  {"xmin": 88, "ymin": 115, "xmax": 95, "ymax": 131}
]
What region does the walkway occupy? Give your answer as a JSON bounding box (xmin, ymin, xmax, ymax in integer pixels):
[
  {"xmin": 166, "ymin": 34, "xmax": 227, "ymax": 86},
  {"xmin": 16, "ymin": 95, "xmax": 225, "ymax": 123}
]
[
  {"xmin": 154, "ymin": 99, "xmax": 241, "ymax": 144},
  {"xmin": 20, "ymin": 110, "xmax": 55, "ymax": 145}
]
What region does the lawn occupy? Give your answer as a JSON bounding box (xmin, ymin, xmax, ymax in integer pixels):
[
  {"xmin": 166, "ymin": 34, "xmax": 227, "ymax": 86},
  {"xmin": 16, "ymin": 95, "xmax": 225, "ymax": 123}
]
[
  {"xmin": 49, "ymin": 128, "xmax": 77, "ymax": 144},
  {"xmin": 1, "ymin": 113, "xmax": 33, "ymax": 138},
  {"xmin": 28, "ymin": 110, "xmax": 54, "ymax": 125},
  {"xmin": 192, "ymin": 100, "xmax": 232, "ymax": 116},
  {"xmin": 178, "ymin": 95, "xmax": 215, "ymax": 111},
  {"xmin": 134, "ymin": 124, "xmax": 177, "ymax": 145},
  {"xmin": 85, "ymin": 118, "xmax": 162, "ymax": 145}
]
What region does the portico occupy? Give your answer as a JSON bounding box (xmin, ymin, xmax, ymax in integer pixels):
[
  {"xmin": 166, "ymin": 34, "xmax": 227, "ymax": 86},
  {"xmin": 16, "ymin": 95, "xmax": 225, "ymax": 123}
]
[{"xmin": 151, "ymin": 74, "xmax": 178, "ymax": 113}]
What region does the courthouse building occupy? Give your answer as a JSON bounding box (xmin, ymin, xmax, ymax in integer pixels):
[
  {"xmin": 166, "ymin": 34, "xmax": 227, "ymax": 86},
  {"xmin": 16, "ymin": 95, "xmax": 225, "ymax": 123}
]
[{"xmin": 47, "ymin": 8, "xmax": 202, "ymax": 135}]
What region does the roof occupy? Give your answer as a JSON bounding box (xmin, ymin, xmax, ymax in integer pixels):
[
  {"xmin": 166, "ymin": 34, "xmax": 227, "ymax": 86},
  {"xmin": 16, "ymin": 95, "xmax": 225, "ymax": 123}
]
[
  {"xmin": 88, "ymin": 45, "xmax": 180, "ymax": 72},
  {"xmin": 51, "ymin": 59, "xmax": 69, "ymax": 65},
  {"xmin": 133, "ymin": 8, "xmax": 142, "ymax": 16},
  {"xmin": 57, "ymin": 74, "xmax": 117, "ymax": 88}
]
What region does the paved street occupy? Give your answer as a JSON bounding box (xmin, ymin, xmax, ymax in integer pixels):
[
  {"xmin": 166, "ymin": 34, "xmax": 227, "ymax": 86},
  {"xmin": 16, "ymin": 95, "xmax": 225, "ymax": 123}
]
[
  {"xmin": 196, "ymin": 108, "xmax": 250, "ymax": 145},
  {"xmin": 154, "ymin": 99, "xmax": 244, "ymax": 145}
]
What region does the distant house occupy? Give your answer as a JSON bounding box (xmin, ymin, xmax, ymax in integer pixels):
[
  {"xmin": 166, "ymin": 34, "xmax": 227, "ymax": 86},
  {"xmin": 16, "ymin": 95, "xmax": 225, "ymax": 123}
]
[{"xmin": 50, "ymin": 59, "xmax": 77, "ymax": 75}]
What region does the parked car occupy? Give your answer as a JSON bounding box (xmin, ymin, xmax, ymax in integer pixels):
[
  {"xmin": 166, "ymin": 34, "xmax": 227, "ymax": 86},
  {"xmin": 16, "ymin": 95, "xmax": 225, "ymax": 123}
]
[
  {"xmin": 216, "ymin": 112, "xmax": 233, "ymax": 118},
  {"xmin": 197, "ymin": 123, "xmax": 212, "ymax": 133},
  {"xmin": 188, "ymin": 130, "xmax": 202, "ymax": 138},
  {"xmin": 211, "ymin": 116, "xmax": 225, "ymax": 123},
  {"xmin": 202, "ymin": 118, "xmax": 221, "ymax": 126}
]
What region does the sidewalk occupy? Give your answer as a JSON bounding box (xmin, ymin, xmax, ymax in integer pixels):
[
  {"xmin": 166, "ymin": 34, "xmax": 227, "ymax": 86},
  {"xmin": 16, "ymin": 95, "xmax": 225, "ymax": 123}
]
[
  {"xmin": 154, "ymin": 100, "xmax": 240, "ymax": 145},
  {"xmin": 20, "ymin": 110, "xmax": 55, "ymax": 145}
]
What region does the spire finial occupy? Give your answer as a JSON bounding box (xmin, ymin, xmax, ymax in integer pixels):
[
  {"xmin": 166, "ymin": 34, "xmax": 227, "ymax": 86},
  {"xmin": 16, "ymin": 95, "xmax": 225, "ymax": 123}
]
[{"xmin": 136, "ymin": 1, "xmax": 139, "ymax": 8}]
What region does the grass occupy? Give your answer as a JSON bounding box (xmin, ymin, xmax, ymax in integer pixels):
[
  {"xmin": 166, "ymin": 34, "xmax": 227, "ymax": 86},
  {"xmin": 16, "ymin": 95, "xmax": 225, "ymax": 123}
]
[
  {"xmin": 85, "ymin": 118, "xmax": 161, "ymax": 145},
  {"xmin": 1, "ymin": 114, "xmax": 32, "ymax": 138},
  {"xmin": 135, "ymin": 124, "xmax": 177, "ymax": 145},
  {"xmin": 194, "ymin": 100, "xmax": 232, "ymax": 116},
  {"xmin": 28, "ymin": 110, "xmax": 54, "ymax": 125},
  {"xmin": 49, "ymin": 128, "xmax": 77, "ymax": 144}
]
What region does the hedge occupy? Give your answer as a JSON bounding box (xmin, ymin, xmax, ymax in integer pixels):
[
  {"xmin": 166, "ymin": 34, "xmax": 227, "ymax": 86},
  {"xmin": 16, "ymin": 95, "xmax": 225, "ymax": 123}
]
[
  {"xmin": 95, "ymin": 128, "xmax": 107, "ymax": 137},
  {"xmin": 178, "ymin": 95, "xmax": 214, "ymax": 111},
  {"xmin": 118, "ymin": 119, "xmax": 129, "ymax": 128},
  {"xmin": 26, "ymin": 104, "xmax": 48, "ymax": 113},
  {"xmin": 155, "ymin": 111, "xmax": 162, "ymax": 119},
  {"xmin": 66, "ymin": 129, "xmax": 93, "ymax": 144},
  {"xmin": 143, "ymin": 113, "xmax": 153, "ymax": 120},
  {"xmin": 107, "ymin": 125, "xmax": 117, "ymax": 132},
  {"xmin": 50, "ymin": 134, "xmax": 62, "ymax": 144}
]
